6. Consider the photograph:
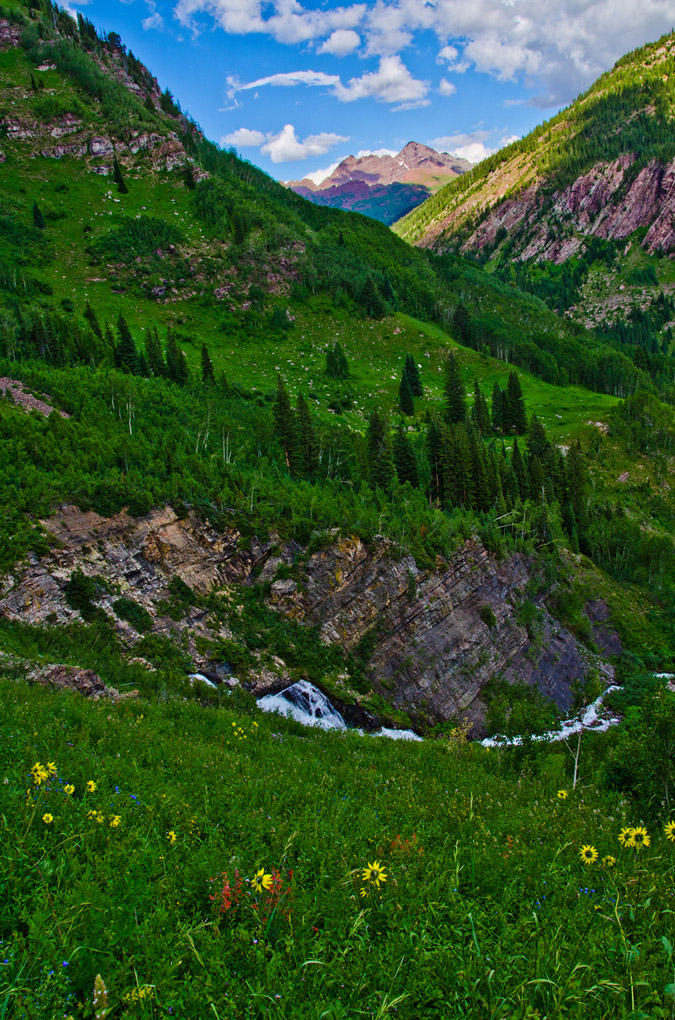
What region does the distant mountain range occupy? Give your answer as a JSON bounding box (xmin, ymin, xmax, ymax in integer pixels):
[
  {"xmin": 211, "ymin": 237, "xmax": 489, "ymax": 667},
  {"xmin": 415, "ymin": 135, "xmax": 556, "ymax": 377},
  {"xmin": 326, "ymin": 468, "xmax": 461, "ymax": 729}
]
[{"xmin": 287, "ymin": 142, "xmax": 472, "ymax": 224}]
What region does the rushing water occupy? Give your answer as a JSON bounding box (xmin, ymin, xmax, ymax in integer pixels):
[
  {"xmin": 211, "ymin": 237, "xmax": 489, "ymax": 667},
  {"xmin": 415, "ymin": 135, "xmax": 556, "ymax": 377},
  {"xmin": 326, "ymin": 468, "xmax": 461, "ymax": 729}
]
[
  {"xmin": 257, "ymin": 680, "xmax": 423, "ymax": 740},
  {"xmin": 480, "ymin": 686, "xmax": 622, "ymax": 748}
]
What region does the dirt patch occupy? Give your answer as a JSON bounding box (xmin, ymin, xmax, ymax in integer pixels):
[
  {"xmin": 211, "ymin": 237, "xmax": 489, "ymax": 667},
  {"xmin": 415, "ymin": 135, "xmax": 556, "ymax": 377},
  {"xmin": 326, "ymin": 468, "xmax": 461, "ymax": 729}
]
[{"xmin": 0, "ymin": 377, "xmax": 70, "ymax": 418}]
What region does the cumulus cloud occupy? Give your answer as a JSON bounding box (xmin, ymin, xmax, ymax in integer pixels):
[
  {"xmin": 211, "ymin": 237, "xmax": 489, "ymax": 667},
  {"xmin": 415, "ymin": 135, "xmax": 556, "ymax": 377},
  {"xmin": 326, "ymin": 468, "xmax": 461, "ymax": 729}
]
[
  {"xmin": 228, "ymin": 56, "xmax": 428, "ymax": 107},
  {"xmin": 438, "ymin": 77, "xmax": 456, "ymax": 96},
  {"xmin": 356, "ymin": 147, "xmax": 397, "ymax": 157},
  {"xmin": 261, "ymin": 123, "xmax": 350, "ymax": 162},
  {"xmin": 302, "ymin": 159, "xmax": 344, "ymax": 185},
  {"xmin": 430, "ymin": 129, "xmax": 494, "ymax": 164},
  {"xmin": 318, "ymin": 28, "xmax": 361, "ymax": 55},
  {"xmin": 221, "ymin": 127, "xmax": 266, "ymax": 146},
  {"xmin": 176, "ymin": 0, "xmax": 675, "ymax": 107}
]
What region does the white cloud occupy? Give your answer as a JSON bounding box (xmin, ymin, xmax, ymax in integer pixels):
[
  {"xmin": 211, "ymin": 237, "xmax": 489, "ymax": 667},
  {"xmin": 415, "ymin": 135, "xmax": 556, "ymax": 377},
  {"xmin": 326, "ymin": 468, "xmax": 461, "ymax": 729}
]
[
  {"xmin": 335, "ymin": 55, "xmax": 429, "ymax": 106},
  {"xmin": 175, "ymin": 0, "xmax": 675, "ymax": 107},
  {"xmin": 430, "ymin": 129, "xmax": 494, "ymax": 163},
  {"xmin": 228, "ymin": 55, "xmax": 428, "ymax": 108},
  {"xmin": 261, "ymin": 124, "xmax": 350, "ymax": 162},
  {"xmin": 356, "ymin": 147, "xmax": 397, "ymax": 157},
  {"xmin": 318, "ymin": 29, "xmax": 361, "ymax": 55},
  {"xmin": 438, "ymin": 77, "xmax": 456, "ymax": 96},
  {"xmin": 221, "ymin": 127, "xmax": 266, "ymax": 146},
  {"xmin": 302, "ymin": 159, "xmax": 344, "ymax": 185}
]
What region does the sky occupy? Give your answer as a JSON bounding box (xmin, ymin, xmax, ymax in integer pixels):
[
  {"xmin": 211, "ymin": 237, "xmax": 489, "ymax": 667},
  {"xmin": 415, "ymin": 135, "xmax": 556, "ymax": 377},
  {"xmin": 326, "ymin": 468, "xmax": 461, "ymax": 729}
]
[{"xmin": 68, "ymin": 0, "xmax": 675, "ymax": 182}]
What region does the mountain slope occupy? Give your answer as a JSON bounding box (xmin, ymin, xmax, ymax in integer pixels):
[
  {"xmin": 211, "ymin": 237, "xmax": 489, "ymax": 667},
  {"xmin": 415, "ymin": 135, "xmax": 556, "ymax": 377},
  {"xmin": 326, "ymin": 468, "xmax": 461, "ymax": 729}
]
[{"xmin": 287, "ymin": 142, "xmax": 472, "ymax": 224}]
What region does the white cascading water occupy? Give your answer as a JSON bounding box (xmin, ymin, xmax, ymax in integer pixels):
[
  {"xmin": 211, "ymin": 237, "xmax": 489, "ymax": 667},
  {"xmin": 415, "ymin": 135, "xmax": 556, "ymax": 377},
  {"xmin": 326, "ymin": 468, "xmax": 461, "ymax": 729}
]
[{"xmin": 480, "ymin": 685, "xmax": 622, "ymax": 748}]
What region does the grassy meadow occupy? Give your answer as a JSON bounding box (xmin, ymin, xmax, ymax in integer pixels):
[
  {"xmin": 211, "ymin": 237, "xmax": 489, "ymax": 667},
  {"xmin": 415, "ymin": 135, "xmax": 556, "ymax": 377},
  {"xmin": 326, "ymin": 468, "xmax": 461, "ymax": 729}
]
[{"xmin": 2, "ymin": 677, "xmax": 675, "ymax": 1019}]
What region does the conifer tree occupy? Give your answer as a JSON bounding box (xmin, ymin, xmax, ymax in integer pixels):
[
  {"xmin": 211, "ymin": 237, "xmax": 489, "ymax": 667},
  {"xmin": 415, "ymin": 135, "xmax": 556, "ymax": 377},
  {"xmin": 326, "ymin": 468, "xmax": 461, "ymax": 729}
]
[
  {"xmin": 443, "ymin": 353, "xmax": 466, "ymax": 424},
  {"xmin": 145, "ymin": 328, "xmax": 165, "ymax": 377},
  {"xmin": 505, "ymin": 371, "xmax": 527, "ymax": 434},
  {"xmin": 116, "ymin": 314, "xmax": 139, "ymax": 374},
  {"xmin": 112, "ymin": 156, "xmax": 128, "ymax": 194},
  {"xmin": 491, "ymin": 381, "xmax": 503, "ymax": 434},
  {"xmin": 166, "ymin": 333, "xmax": 188, "ymax": 385},
  {"xmin": 403, "ymin": 353, "xmax": 423, "ymax": 397},
  {"xmin": 326, "ymin": 342, "xmax": 349, "ymax": 379},
  {"xmin": 426, "ymin": 417, "xmax": 444, "ymax": 505},
  {"xmin": 527, "ymin": 414, "xmax": 549, "ymax": 462},
  {"xmin": 360, "ymin": 277, "xmax": 385, "ymax": 319},
  {"xmin": 183, "ymin": 162, "xmax": 196, "ymax": 190},
  {"xmin": 296, "ymin": 394, "xmax": 319, "ymax": 478},
  {"xmin": 201, "ymin": 342, "xmax": 215, "ymax": 387},
  {"xmin": 393, "ymin": 424, "xmax": 419, "ymax": 487},
  {"xmin": 366, "ymin": 410, "xmax": 394, "ymax": 490},
  {"xmin": 453, "ymin": 303, "xmax": 472, "ymax": 347},
  {"xmin": 567, "ymin": 440, "xmax": 588, "ymax": 534},
  {"xmin": 472, "ymin": 380, "xmax": 491, "ymax": 435},
  {"xmin": 511, "ymin": 439, "xmax": 529, "ymax": 500},
  {"xmin": 83, "ymin": 301, "xmax": 102, "ymax": 338},
  {"xmin": 32, "ymin": 201, "xmax": 46, "ymax": 230},
  {"xmin": 399, "ymin": 371, "xmax": 414, "ymax": 415},
  {"xmin": 529, "ymin": 456, "xmax": 545, "ymax": 502},
  {"xmin": 273, "ymin": 376, "xmax": 298, "ymax": 473}
]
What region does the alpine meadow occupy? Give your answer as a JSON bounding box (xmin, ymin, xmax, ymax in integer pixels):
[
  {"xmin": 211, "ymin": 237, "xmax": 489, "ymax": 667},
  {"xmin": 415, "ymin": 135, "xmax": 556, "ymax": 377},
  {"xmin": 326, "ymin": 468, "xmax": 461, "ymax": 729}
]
[{"xmin": 1, "ymin": 1, "xmax": 675, "ymax": 1017}]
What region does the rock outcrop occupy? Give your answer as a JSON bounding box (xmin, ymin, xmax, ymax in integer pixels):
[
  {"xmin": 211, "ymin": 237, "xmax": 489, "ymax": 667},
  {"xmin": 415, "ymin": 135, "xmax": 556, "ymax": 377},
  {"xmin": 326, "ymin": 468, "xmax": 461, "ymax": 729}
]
[{"xmin": 0, "ymin": 506, "xmax": 619, "ymax": 734}]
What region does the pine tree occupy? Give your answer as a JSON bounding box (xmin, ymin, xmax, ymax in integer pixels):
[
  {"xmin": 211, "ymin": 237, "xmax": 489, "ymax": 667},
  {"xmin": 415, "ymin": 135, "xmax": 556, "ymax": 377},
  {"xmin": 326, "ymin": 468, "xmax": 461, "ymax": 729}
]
[
  {"xmin": 183, "ymin": 162, "xmax": 196, "ymax": 190},
  {"xmin": 527, "ymin": 414, "xmax": 549, "ymax": 462},
  {"xmin": 32, "ymin": 201, "xmax": 45, "ymax": 230},
  {"xmin": 201, "ymin": 342, "xmax": 215, "ymax": 386},
  {"xmin": 511, "ymin": 439, "xmax": 529, "ymax": 500},
  {"xmin": 366, "ymin": 410, "xmax": 394, "ymax": 490},
  {"xmin": 529, "ymin": 455, "xmax": 545, "ymax": 502},
  {"xmin": 360, "ymin": 277, "xmax": 385, "ymax": 319},
  {"xmin": 83, "ymin": 301, "xmax": 102, "ymax": 338},
  {"xmin": 403, "ymin": 353, "xmax": 423, "ymax": 396},
  {"xmin": 399, "ymin": 371, "xmax": 414, "ymax": 415},
  {"xmin": 296, "ymin": 394, "xmax": 318, "ymax": 477},
  {"xmin": 116, "ymin": 314, "xmax": 139, "ymax": 374},
  {"xmin": 426, "ymin": 417, "xmax": 444, "ymax": 505},
  {"xmin": 145, "ymin": 328, "xmax": 165, "ymax": 377},
  {"xmin": 326, "ymin": 342, "xmax": 349, "ymax": 379},
  {"xmin": 472, "ymin": 380, "xmax": 491, "ymax": 435},
  {"xmin": 273, "ymin": 376, "xmax": 298, "ymax": 473},
  {"xmin": 491, "ymin": 382, "xmax": 503, "ymax": 434},
  {"xmin": 567, "ymin": 440, "xmax": 588, "ymax": 534},
  {"xmin": 112, "ymin": 156, "xmax": 128, "ymax": 195},
  {"xmin": 443, "ymin": 353, "xmax": 466, "ymax": 424},
  {"xmin": 469, "ymin": 428, "xmax": 491, "ymax": 511},
  {"xmin": 505, "ymin": 371, "xmax": 527, "ymax": 434},
  {"xmin": 453, "ymin": 303, "xmax": 472, "ymax": 347},
  {"xmin": 393, "ymin": 424, "xmax": 419, "ymax": 487},
  {"xmin": 166, "ymin": 333, "xmax": 188, "ymax": 385}
]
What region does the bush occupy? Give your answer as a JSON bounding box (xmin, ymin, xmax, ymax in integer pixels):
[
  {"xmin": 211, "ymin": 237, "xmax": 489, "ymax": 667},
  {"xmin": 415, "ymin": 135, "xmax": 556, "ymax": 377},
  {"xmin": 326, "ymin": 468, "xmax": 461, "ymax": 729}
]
[{"xmin": 112, "ymin": 597, "xmax": 153, "ymax": 633}]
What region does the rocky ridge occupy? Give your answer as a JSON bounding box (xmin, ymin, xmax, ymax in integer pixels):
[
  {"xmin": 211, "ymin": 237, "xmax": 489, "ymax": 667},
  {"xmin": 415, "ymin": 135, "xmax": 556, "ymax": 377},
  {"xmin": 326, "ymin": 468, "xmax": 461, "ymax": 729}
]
[{"xmin": 0, "ymin": 505, "xmax": 619, "ymax": 734}]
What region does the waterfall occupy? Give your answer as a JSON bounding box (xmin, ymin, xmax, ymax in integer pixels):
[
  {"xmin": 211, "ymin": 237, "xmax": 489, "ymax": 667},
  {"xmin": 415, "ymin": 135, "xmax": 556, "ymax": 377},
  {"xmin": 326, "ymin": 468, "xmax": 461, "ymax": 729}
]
[
  {"xmin": 481, "ymin": 686, "xmax": 622, "ymax": 748},
  {"xmin": 258, "ymin": 680, "xmax": 348, "ymax": 731}
]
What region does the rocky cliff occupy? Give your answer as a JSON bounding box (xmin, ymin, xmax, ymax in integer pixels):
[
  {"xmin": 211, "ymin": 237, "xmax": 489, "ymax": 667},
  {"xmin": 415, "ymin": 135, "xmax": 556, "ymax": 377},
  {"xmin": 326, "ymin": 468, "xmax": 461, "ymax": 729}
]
[{"xmin": 0, "ymin": 505, "xmax": 618, "ymax": 734}]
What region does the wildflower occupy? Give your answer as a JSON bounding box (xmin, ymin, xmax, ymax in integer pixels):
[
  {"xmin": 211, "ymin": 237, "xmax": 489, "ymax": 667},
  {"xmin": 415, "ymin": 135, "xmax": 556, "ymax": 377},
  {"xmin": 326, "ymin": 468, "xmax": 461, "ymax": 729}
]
[
  {"xmin": 166, "ymin": 830, "xmax": 177, "ymax": 845},
  {"xmin": 31, "ymin": 762, "xmax": 49, "ymax": 786},
  {"xmin": 618, "ymin": 827, "xmax": 634, "ymax": 847},
  {"xmin": 361, "ymin": 861, "xmax": 388, "ymax": 887},
  {"xmin": 251, "ymin": 868, "xmax": 273, "ymax": 893},
  {"xmin": 47, "ymin": 762, "xmax": 57, "ymax": 777},
  {"xmin": 87, "ymin": 809, "xmax": 99, "ymax": 820},
  {"xmin": 95, "ymin": 813, "xmax": 105, "ymax": 824},
  {"xmin": 42, "ymin": 813, "xmax": 54, "ymax": 825},
  {"xmin": 64, "ymin": 784, "xmax": 75, "ymax": 796},
  {"xmin": 579, "ymin": 845, "xmax": 598, "ymax": 865},
  {"xmin": 557, "ymin": 790, "xmax": 568, "ymax": 800},
  {"xmin": 664, "ymin": 820, "xmax": 675, "ymax": 843},
  {"xmin": 631, "ymin": 826, "xmax": 650, "ymax": 850},
  {"xmin": 86, "ymin": 780, "xmax": 97, "ymax": 793},
  {"xmin": 601, "ymin": 855, "xmax": 616, "ymax": 868},
  {"xmin": 109, "ymin": 816, "xmax": 121, "ymax": 828}
]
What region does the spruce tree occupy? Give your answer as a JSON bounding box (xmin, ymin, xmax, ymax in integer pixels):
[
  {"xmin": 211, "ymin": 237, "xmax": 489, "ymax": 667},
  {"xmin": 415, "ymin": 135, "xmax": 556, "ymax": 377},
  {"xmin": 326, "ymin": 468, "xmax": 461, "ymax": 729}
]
[
  {"xmin": 529, "ymin": 456, "xmax": 545, "ymax": 502},
  {"xmin": 472, "ymin": 380, "xmax": 491, "ymax": 435},
  {"xmin": 469, "ymin": 428, "xmax": 491, "ymax": 512},
  {"xmin": 426, "ymin": 417, "xmax": 444, "ymax": 505},
  {"xmin": 399, "ymin": 371, "xmax": 414, "ymax": 415},
  {"xmin": 527, "ymin": 414, "xmax": 549, "ymax": 462},
  {"xmin": 201, "ymin": 342, "xmax": 215, "ymax": 387},
  {"xmin": 296, "ymin": 394, "xmax": 318, "ymax": 478},
  {"xmin": 112, "ymin": 156, "xmax": 128, "ymax": 195},
  {"xmin": 145, "ymin": 328, "xmax": 165, "ymax": 377},
  {"xmin": 273, "ymin": 376, "xmax": 298, "ymax": 474},
  {"xmin": 32, "ymin": 201, "xmax": 46, "ymax": 230},
  {"xmin": 360, "ymin": 277, "xmax": 385, "ymax": 319},
  {"xmin": 511, "ymin": 439, "xmax": 529, "ymax": 500},
  {"xmin": 443, "ymin": 353, "xmax": 466, "ymax": 424},
  {"xmin": 505, "ymin": 371, "xmax": 527, "ymax": 434},
  {"xmin": 366, "ymin": 410, "xmax": 394, "ymax": 490},
  {"xmin": 326, "ymin": 342, "xmax": 349, "ymax": 379},
  {"xmin": 116, "ymin": 314, "xmax": 139, "ymax": 374},
  {"xmin": 404, "ymin": 353, "xmax": 423, "ymax": 396},
  {"xmin": 166, "ymin": 333, "xmax": 188, "ymax": 385},
  {"xmin": 567, "ymin": 440, "xmax": 588, "ymax": 534},
  {"xmin": 452, "ymin": 303, "xmax": 472, "ymax": 347},
  {"xmin": 491, "ymin": 382, "xmax": 503, "ymax": 434},
  {"xmin": 83, "ymin": 301, "xmax": 102, "ymax": 338},
  {"xmin": 393, "ymin": 424, "xmax": 419, "ymax": 487},
  {"xmin": 183, "ymin": 162, "xmax": 196, "ymax": 190}
]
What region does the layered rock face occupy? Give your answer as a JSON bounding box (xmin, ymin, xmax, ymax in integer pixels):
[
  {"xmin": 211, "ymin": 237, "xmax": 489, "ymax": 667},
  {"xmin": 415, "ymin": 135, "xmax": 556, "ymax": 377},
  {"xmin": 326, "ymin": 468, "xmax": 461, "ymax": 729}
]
[{"xmin": 0, "ymin": 506, "xmax": 616, "ymax": 733}]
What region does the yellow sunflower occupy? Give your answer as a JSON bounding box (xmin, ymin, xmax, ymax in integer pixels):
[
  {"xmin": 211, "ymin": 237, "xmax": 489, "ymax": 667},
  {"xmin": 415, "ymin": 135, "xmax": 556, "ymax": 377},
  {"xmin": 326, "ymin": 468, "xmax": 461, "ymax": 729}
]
[
  {"xmin": 86, "ymin": 780, "xmax": 97, "ymax": 793},
  {"xmin": 42, "ymin": 813, "xmax": 54, "ymax": 825},
  {"xmin": 601, "ymin": 855, "xmax": 616, "ymax": 869},
  {"xmin": 557, "ymin": 790, "xmax": 568, "ymax": 800},
  {"xmin": 361, "ymin": 860, "xmax": 388, "ymax": 887},
  {"xmin": 579, "ymin": 845, "xmax": 598, "ymax": 865},
  {"xmin": 631, "ymin": 826, "xmax": 650, "ymax": 850},
  {"xmin": 618, "ymin": 827, "xmax": 634, "ymax": 848},
  {"xmin": 64, "ymin": 784, "xmax": 75, "ymax": 796},
  {"xmin": 664, "ymin": 820, "xmax": 675, "ymax": 843},
  {"xmin": 251, "ymin": 868, "xmax": 273, "ymax": 893}
]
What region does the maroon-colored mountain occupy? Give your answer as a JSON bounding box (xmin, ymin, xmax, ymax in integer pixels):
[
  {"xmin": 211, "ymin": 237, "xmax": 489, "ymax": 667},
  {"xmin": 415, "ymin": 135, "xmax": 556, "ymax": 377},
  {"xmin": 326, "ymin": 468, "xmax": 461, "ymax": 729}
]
[{"xmin": 287, "ymin": 142, "xmax": 472, "ymax": 225}]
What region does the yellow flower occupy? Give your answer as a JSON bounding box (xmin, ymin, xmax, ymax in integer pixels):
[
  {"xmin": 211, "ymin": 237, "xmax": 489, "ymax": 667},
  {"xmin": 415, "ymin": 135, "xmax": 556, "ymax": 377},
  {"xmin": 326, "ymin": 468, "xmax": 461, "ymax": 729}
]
[
  {"xmin": 251, "ymin": 868, "xmax": 273, "ymax": 893},
  {"xmin": 579, "ymin": 845, "xmax": 598, "ymax": 865},
  {"xmin": 361, "ymin": 860, "xmax": 388, "ymax": 887},
  {"xmin": 601, "ymin": 855, "xmax": 616, "ymax": 868},
  {"xmin": 557, "ymin": 790, "xmax": 568, "ymax": 800},
  {"xmin": 64, "ymin": 784, "xmax": 75, "ymax": 796},
  {"xmin": 631, "ymin": 826, "xmax": 650, "ymax": 850},
  {"xmin": 46, "ymin": 762, "xmax": 57, "ymax": 777},
  {"xmin": 42, "ymin": 813, "xmax": 54, "ymax": 825},
  {"xmin": 166, "ymin": 830, "xmax": 177, "ymax": 845},
  {"xmin": 109, "ymin": 815, "xmax": 121, "ymax": 828},
  {"xmin": 86, "ymin": 780, "xmax": 97, "ymax": 793},
  {"xmin": 618, "ymin": 827, "xmax": 634, "ymax": 848},
  {"xmin": 664, "ymin": 820, "xmax": 675, "ymax": 843},
  {"xmin": 95, "ymin": 813, "xmax": 105, "ymax": 824},
  {"xmin": 31, "ymin": 762, "xmax": 49, "ymax": 786}
]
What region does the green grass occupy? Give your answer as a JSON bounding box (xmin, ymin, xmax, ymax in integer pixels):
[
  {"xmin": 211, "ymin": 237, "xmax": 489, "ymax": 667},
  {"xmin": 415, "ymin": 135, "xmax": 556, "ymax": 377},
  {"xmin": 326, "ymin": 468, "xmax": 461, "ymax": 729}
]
[{"xmin": 2, "ymin": 677, "xmax": 675, "ymax": 1019}]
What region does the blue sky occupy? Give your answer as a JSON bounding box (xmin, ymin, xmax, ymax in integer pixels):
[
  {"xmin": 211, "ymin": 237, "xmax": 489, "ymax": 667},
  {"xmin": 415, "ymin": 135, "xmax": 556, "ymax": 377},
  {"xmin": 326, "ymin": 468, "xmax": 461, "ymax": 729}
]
[{"xmin": 69, "ymin": 0, "xmax": 675, "ymax": 182}]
